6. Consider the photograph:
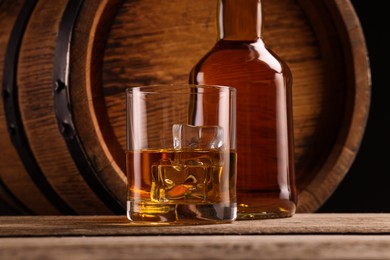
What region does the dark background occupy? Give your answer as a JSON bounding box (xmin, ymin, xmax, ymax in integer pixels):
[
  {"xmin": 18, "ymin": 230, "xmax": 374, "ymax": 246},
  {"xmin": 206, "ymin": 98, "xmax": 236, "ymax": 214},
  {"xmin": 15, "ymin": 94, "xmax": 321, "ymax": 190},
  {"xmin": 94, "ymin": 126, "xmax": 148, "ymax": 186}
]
[{"xmin": 319, "ymin": 1, "xmax": 390, "ymax": 213}]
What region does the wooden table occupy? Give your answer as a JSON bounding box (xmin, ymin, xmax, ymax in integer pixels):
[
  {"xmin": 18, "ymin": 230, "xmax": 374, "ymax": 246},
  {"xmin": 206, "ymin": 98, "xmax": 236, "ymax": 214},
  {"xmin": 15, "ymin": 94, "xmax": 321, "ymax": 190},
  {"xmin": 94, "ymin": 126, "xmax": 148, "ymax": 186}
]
[{"xmin": 1, "ymin": 214, "xmax": 390, "ymax": 259}]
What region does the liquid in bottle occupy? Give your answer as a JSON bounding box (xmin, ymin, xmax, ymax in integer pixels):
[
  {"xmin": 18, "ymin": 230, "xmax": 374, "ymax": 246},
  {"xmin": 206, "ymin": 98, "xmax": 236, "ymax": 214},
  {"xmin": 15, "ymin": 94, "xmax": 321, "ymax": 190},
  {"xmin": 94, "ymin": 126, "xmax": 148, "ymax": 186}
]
[{"xmin": 189, "ymin": 0, "xmax": 297, "ymax": 219}]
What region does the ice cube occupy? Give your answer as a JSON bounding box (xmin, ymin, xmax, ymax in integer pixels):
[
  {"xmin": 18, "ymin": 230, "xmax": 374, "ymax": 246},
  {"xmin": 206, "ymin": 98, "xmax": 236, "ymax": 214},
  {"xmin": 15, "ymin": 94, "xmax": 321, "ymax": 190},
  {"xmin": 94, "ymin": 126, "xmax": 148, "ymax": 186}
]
[
  {"xmin": 172, "ymin": 124, "xmax": 224, "ymax": 149},
  {"xmin": 171, "ymin": 144, "xmax": 224, "ymax": 169},
  {"xmin": 151, "ymin": 163, "xmax": 205, "ymax": 202},
  {"xmin": 150, "ymin": 156, "xmax": 222, "ymax": 203}
]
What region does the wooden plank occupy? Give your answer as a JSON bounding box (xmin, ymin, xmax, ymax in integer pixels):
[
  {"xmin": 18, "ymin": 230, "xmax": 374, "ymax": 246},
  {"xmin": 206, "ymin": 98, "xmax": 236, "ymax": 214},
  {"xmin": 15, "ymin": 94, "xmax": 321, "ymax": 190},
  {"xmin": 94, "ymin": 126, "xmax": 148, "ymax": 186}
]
[
  {"xmin": 1, "ymin": 235, "xmax": 390, "ymax": 259},
  {"xmin": 0, "ymin": 214, "xmax": 389, "ymax": 237}
]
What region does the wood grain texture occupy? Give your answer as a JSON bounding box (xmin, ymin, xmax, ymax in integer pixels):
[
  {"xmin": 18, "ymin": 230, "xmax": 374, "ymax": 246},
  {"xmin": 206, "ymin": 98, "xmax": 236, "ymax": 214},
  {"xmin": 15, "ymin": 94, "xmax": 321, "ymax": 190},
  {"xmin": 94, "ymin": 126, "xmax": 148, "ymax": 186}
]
[
  {"xmin": 297, "ymin": 0, "xmax": 371, "ymax": 212},
  {"xmin": 0, "ymin": 0, "xmax": 60, "ymax": 215},
  {"xmin": 1, "ymin": 235, "xmax": 390, "ymax": 260},
  {"xmin": 0, "ymin": 214, "xmax": 389, "ymax": 260},
  {"xmin": 0, "ymin": 214, "xmax": 389, "ymax": 237},
  {"xmin": 17, "ymin": 0, "xmax": 111, "ymax": 215},
  {"xmin": 70, "ymin": 0, "xmax": 127, "ymax": 209}
]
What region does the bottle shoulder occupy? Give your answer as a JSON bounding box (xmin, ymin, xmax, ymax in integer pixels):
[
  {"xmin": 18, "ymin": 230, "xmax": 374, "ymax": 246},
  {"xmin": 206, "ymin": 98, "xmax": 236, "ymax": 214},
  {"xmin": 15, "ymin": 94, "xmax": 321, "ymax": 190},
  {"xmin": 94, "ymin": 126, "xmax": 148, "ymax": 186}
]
[{"xmin": 193, "ymin": 39, "xmax": 290, "ymax": 75}]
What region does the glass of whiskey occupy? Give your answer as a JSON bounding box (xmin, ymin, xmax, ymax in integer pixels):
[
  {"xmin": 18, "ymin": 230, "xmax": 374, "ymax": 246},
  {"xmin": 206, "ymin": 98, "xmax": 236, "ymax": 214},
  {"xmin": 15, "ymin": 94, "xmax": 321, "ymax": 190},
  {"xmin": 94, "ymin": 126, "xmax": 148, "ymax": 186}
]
[{"xmin": 126, "ymin": 85, "xmax": 236, "ymax": 224}]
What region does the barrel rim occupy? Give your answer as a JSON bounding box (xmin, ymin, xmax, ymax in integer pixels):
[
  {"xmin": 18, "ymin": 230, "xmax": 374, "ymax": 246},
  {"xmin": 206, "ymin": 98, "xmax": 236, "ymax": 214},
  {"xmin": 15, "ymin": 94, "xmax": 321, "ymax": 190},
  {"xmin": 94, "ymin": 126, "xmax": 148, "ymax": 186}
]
[
  {"xmin": 297, "ymin": 0, "xmax": 371, "ymax": 212},
  {"xmin": 53, "ymin": 0, "xmax": 124, "ymax": 214}
]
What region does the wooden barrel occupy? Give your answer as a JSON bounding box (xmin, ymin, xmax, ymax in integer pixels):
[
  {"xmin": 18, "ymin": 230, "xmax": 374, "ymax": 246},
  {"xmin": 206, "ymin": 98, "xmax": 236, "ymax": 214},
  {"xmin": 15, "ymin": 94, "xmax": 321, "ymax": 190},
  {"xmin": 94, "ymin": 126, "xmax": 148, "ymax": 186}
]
[{"xmin": 0, "ymin": 0, "xmax": 371, "ymax": 215}]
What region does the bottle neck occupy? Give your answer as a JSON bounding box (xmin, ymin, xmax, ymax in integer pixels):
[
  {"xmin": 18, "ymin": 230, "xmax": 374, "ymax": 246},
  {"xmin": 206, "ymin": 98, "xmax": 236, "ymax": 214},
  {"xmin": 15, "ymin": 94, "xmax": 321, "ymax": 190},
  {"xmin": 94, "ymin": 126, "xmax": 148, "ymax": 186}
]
[{"xmin": 217, "ymin": 0, "xmax": 263, "ymax": 41}]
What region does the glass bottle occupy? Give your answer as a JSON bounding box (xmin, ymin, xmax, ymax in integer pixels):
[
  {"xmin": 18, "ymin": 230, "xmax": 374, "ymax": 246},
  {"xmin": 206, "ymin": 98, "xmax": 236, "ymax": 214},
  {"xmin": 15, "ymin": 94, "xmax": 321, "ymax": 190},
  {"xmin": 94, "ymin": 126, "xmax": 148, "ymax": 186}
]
[{"xmin": 189, "ymin": 0, "xmax": 297, "ymax": 219}]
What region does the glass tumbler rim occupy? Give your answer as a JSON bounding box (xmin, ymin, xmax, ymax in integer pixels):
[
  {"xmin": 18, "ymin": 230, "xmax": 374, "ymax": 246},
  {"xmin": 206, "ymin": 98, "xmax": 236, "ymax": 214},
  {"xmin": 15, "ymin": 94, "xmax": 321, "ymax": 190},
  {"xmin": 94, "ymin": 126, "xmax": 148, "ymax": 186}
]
[{"xmin": 125, "ymin": 84, "xmax": 236, "ymax": 95}]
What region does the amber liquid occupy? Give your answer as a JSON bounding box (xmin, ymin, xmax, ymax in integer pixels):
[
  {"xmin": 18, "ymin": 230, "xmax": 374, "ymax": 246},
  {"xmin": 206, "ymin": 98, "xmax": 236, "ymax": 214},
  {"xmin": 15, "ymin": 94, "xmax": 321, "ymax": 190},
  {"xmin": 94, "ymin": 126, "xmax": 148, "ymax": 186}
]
[
  {"xmin": 126, "ymin": 149, "xmax": 237, "ymax": 224},
  {"xmin": 190, "ymin": 40, "xmax": 297, "ymax": 219}
]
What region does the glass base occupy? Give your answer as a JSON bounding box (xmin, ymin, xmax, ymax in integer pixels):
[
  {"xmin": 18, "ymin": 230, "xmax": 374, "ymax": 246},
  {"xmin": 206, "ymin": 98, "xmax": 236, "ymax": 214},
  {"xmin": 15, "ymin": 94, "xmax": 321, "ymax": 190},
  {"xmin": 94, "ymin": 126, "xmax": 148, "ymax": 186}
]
[
  {"xmin": 237, "ymin": 199, "xmax": 296, "ymax": 220},
  {"xmin": 127, "ymin": 201, "xmax": 237, "ymax": 225}
]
